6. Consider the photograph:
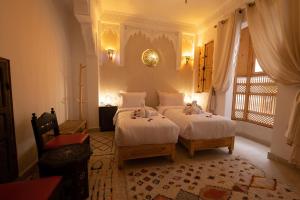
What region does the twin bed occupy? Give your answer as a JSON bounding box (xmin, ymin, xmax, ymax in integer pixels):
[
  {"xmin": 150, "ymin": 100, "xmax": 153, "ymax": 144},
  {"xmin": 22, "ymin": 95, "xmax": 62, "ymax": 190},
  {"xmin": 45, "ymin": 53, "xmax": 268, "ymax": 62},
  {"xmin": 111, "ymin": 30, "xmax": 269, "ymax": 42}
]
[
  {"xmin": 157, "ymin": 106, "xmax": 235, "ymax": 157},
  {"xmin": 114, "ymin": 107, "xmax": 179, "ymax": 168},
  {"xmin": 113, "ymin": 92, "xmax": 236, "ymax": 168}
]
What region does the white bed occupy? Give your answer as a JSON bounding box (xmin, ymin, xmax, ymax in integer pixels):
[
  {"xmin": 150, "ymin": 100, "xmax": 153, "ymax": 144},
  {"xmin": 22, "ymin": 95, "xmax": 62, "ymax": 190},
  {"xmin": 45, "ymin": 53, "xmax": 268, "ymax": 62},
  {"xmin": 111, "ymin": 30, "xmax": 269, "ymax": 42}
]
[
  {"xmin": 114, "ymin": 107, "xmax": 180, "ymax": 168},
  {"xmin": 157, "ymin": 105, "xmax": 236, "ymax": 157}
]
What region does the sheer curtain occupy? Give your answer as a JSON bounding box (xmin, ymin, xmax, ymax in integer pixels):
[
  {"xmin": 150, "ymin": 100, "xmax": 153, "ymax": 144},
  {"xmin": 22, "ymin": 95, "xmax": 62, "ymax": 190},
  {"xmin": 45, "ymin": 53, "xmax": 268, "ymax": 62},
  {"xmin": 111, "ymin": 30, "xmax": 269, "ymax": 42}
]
[
  {"xmin": 247, "ymin": 0, "xmax": 300, "ymax": 165},
  {"xmin": 207, "ymin": 10, "xmax": 243, "ymax": 113}
]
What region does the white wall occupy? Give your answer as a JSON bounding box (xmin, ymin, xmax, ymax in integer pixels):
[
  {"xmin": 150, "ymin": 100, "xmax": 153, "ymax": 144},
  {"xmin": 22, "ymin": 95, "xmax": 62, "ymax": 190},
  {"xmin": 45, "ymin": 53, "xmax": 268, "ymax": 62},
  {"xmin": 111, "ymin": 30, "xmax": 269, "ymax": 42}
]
[
  {"xmin": 99, "ymin": 33, "xmax": 194, "ymax": 107},
  {"xmin": 0, "ymin": 0, "xmax": 76, "ymax": 175},
  {"xmin": 67, "ymin": 18, "xmax": 87, "ymax": 120},
  {"xmin": 72, "ymin": 0, "xmax": 101, "ymax": 129},
  {"xmin": 86, "ymin": 55, "xmax": 100, "ymax": 129},
  {"xmin": 236, "ymin": 121, "xmax": 273, "ymax": 146}
]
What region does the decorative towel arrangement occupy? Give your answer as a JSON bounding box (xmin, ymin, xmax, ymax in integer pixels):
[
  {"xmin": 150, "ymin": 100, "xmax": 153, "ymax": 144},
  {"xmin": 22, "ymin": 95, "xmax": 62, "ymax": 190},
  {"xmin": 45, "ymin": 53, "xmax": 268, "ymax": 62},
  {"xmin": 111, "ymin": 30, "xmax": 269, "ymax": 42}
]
[
  {"xmin": 131, "ymin": 103, "xmax": 158, "ymax": 118},
  {"xmin": 183, "ymin": 101, "xmax": 203, "ymax": 115}
]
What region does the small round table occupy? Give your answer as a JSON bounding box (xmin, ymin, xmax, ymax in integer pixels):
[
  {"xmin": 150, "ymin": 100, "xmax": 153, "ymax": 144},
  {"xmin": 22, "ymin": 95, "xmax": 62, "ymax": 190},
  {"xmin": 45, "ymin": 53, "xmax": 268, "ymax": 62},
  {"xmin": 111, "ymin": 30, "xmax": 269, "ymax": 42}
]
[{"xmin": 39, "ymin": 144, "xmax": 90, "ymax": 200}]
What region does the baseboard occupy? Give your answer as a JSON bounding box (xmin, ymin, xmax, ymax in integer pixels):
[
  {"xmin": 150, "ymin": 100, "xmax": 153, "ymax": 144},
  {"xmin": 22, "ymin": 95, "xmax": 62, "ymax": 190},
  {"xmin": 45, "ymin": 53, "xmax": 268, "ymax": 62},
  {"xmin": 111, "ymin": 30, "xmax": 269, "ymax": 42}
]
[
  {"xmin": 267, "ymin": 152, "xmax": 299, "ymax": 169},
  {"xmin": 236, "ymin": 132, "xmax": 270, "ymax": 147}
]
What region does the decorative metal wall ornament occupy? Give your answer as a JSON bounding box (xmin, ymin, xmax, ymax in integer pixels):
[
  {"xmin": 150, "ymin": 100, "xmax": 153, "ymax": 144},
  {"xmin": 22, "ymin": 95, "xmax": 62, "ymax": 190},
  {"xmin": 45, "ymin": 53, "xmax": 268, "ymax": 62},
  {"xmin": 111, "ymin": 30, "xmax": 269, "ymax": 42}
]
[{"xmin": 141, "ymin": 49, "xmax": 159, "ymax": 67}]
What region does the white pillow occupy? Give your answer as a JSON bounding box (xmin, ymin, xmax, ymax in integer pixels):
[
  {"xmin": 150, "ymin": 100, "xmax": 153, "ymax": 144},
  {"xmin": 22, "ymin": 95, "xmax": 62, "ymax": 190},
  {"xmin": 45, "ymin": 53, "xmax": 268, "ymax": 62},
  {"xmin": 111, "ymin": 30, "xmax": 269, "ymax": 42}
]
[
  {"xmin": 158, "ymin": 92, "xmax": 184, "ymax": 106},
  {"xmin": 120, "ymin": 92, "xmax": 146, "ymax": 108}
]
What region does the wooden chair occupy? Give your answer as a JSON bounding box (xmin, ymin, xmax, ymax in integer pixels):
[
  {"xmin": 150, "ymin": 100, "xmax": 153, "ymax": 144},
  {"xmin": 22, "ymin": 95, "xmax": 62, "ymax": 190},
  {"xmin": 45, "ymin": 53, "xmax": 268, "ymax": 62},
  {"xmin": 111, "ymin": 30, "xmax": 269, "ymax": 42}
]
[{"xmin": 31, "ymin": 108, "xmax": 89, "ymax": 158}]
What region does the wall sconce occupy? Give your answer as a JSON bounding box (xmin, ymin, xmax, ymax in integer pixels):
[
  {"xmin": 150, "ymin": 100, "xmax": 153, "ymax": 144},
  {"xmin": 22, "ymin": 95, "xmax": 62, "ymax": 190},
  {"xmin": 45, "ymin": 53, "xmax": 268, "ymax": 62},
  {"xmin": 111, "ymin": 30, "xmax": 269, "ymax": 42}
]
[
  {"xmin": 107, "ymin": 49, "xmax": 115, "ymax": 60},
  {"xmin": 185, "ymin": 56, "xmax": 191, "ymax": 64}
]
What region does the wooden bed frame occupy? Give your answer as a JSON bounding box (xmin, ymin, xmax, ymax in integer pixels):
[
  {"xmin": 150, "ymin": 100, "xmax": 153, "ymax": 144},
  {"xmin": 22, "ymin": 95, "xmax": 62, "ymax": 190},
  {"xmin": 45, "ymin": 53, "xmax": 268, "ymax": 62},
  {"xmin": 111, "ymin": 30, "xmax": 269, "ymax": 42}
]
[
  {"xmin": 117, "ymin": 143, "xmax": 176, "ymax": 169},
  {"xmin": 179, "ymin": 136, "xmax": 235, "ymax": 157}
]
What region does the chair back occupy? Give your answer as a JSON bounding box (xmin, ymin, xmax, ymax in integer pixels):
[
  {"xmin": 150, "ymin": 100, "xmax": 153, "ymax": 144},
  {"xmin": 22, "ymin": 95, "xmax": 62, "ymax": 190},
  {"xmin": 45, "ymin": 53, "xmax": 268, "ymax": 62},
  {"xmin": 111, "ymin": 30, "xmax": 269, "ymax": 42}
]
[{"xmin": 31, "ymin": 108, "xmax": 60, "ymax": 158}]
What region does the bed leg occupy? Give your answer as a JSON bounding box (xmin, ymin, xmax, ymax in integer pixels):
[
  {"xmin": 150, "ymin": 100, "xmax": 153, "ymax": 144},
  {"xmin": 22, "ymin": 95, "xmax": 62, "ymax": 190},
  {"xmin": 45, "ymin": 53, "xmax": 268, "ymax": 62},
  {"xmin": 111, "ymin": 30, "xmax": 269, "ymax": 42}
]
[
  {"xmin": 170, "ymin": 144, "xmax": 176, "ymax": 162},
  {"xmin": 228, "ymin": 137, "xmax": 235, "ymax": 154},
  {"xmin": 117, "ymin": 147, "xmax": 124, "ymax": 169},
  {"xmin": 189, "ymin": 146, "xmax": 195, "ymax": 158},
  {"xmin": 228, "ymin": 147, "xmax": 233, "ymax": 154}
]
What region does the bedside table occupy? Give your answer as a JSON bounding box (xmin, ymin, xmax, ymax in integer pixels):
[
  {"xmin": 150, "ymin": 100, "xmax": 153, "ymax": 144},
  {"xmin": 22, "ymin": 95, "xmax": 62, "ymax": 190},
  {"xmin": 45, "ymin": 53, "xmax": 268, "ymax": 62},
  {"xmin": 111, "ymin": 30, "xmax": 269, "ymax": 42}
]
[{"xmin": 99, "ymin": 106, "xmax": 118, "ymax": 131}]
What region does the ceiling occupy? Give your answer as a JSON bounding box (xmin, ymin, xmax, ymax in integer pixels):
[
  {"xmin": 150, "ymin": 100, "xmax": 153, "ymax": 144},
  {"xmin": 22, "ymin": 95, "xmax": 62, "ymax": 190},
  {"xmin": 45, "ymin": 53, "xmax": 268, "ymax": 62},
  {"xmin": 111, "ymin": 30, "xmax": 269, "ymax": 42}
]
[{"xmin": 100, "ymin": 0, "xmax": 238, "ymax": 28}]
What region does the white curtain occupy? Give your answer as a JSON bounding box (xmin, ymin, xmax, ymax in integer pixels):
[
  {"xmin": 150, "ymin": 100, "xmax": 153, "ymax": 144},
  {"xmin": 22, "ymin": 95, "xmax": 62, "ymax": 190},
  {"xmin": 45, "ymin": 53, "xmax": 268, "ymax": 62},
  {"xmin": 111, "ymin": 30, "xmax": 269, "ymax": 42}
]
[
  {"xmin": 247, "ymin": 0, "xmax": 300, "ymax": 165},
  {"xmin": 207, "ymin": 11, "xmax": 243, "ymax": 113},
  {"xmin": 286, "ymin": 92, "xmax": 300, "ymax": 165}
]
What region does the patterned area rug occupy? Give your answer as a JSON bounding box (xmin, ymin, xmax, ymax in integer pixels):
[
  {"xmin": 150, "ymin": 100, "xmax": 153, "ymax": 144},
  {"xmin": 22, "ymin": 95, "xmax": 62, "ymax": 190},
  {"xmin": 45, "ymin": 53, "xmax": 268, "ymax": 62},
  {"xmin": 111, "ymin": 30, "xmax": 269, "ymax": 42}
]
[
  {"xmin": 125, "ymin": 157, "xmax": 300, "ymax": 200},
  {"xmin": 90, "ymin": 132, "xmax": 115, "ymax": 156},
  {"xmin": 88, "ymin": 132, "xmax": 115, "ymax": 200}
]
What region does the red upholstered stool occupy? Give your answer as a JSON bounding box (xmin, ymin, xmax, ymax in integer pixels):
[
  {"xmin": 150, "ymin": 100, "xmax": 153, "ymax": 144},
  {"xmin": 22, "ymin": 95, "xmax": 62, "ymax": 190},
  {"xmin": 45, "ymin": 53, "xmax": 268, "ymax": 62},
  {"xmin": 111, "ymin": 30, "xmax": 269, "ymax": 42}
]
[
  {"xmin": 0, "ymin": 176, "xmax": 63, "ymax": 200},
  {"xmin": 45, "ymin": 131, "xmax": 89, "ymax": 149}
]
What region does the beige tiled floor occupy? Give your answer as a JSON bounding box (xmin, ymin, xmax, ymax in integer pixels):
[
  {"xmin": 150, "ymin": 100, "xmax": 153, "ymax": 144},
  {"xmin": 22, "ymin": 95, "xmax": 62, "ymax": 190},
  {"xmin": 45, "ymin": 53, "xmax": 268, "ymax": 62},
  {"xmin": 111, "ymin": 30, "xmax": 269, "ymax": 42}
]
[
  {"xmin": 112, "ymin": 135, "xmax": 300, "ymax": 199},
  {"xmin": 233, "ymin": 136, "xmax": 300, "ymax": 192}
]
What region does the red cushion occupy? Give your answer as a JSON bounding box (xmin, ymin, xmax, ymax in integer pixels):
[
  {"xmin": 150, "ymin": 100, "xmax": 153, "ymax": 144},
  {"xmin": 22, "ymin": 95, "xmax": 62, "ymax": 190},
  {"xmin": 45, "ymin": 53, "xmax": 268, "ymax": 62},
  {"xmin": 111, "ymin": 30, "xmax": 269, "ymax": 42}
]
[
  {"xmin": 45, "ymin": 133, "xmax": 89, "ymax": 149},
  {"xmin": 0, "ymin": 176, "xmax": 62, "ymax": 200}
]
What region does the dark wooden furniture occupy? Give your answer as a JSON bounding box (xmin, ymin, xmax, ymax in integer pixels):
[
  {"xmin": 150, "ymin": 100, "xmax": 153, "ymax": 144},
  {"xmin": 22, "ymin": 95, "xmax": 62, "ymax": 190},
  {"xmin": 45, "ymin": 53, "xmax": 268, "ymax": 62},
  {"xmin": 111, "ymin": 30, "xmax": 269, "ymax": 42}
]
[
  {"xmin": 0, "ymin": 176, "xmax": 63, "ymax": 200},
  {"xmin": 0, "ymin": 57, "xmax": 18, "ymax": 183},
  {"xmin": 31, "ymin": 108, "xmax": 89, "ymax": 158},
  {"xmin": 39, "ymin": 144, "xmax": 89, "ymax": 200},
  {"xmin": 99, "ymin": 106, "xmax": 118, "ymax": 131}
]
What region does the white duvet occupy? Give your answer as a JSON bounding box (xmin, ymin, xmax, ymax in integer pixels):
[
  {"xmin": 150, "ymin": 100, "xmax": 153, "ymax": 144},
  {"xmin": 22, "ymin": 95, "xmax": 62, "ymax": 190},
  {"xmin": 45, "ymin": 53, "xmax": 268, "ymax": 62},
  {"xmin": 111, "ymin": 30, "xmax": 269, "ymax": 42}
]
[
  {"xmin": 114, "ymin": 107, "xmax": 179, "ymax": 146},
  {"xmin": 157, "ymin": 106, "xmax": 236, "ymax": 140}
]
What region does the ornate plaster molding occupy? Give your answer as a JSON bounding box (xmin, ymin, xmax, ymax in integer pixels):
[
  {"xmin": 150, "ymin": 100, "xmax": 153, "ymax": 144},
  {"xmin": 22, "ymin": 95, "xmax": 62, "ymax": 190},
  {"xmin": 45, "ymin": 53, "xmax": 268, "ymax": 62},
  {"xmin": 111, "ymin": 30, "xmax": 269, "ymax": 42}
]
[
  {"xmin": 120, "ymin": 24, "xmax": 182, "ymax": 69},
  {"xmin": 73, "ymin": 0, "xmax": 98, "ymax": 56},
  {"xmin": 100, "ymin": 22, "xmax": 120, "ymax": 65}
]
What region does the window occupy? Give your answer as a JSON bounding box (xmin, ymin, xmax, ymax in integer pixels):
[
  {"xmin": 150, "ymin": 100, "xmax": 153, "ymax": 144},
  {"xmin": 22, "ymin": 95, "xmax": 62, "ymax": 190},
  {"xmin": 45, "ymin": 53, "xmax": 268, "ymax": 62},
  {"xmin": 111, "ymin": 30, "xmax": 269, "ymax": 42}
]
[
  {"xmin": 254, "ymin": 59, "xmax": 263, "ymax": 73},
  {"xmin": 232, "ymin": 28, "xmax": 277, "ymax": 128}
]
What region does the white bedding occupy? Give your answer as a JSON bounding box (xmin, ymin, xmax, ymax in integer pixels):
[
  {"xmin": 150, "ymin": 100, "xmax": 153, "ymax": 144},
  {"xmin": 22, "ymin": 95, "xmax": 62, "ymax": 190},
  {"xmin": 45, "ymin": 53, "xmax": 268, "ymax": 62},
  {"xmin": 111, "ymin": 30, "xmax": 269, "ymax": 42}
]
[
  {"xmin": 114, "ymin": 107, "xmax": 179, "ymax": 146},
  {"xmin": 157, "ymin": 106, "xmax": 236, "ymax": 140}
]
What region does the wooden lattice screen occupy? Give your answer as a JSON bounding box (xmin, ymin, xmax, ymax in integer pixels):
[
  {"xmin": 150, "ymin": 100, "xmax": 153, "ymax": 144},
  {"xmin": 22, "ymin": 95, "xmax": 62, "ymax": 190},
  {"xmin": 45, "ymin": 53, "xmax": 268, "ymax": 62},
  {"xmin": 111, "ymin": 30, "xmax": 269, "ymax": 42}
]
[
  {"xmin": 232, "ymin": 74, "xmax": 277, "ymax": 128},
  {"xmin": 232, "ymin": 27, "xmax": 278, "ymax": 128}
]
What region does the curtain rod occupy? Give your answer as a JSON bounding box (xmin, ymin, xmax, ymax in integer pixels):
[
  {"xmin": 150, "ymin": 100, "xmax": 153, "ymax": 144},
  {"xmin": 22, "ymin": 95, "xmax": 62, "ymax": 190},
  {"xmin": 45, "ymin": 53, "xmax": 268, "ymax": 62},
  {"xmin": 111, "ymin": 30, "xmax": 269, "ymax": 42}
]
[
  {"xmin": 213, "ymin": 9, "xmax": 243, "ymax": 28},
  {"xmin": 213, "ymin": 1, "xmax": 255, "ymax": 29}
]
